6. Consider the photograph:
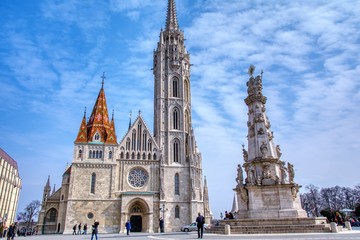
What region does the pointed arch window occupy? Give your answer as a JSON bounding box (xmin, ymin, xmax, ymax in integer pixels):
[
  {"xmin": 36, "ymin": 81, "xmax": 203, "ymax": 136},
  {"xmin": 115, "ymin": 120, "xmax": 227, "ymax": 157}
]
[
  {"xmin": 137, "ymin": 123, "xmax": 142, "ymax": 150},
  {"xmin": 184, "ymin": 79, "xmax": 190, "ymax": 102},
  {"xmin": 78, "ymin": 149, "xmax": 82, "ymax": 158},
  {"xmin": 108, "ymin": 151, "xmax": 113, "ymax": 159},
  {"xmin": 90, "ymin": 173, "xmax": 96, "ymax": 194},
  {"xmin": 175, "ymin": 173, "xmax": 180, "ymax": 195},
  {"xmin": 148, "ymin": 140, "xmax": 152, "ymax": 152},
  {"xmin": 172, "ymin": 77, "xmax": 179, "ymax": 97},
  {"xmin": 89, "ymin": 150, "xmax": 92, "ymax": 159},
  {"xmin": 175, "ymin": 205, "xmax": 180, "ymax": 218},
  {"xmin": 126, "ymin": 138, "xmax": 130, "ymax": 151},
  {"xmin": 131, "ymin": 130, "xmax": 136, "ymax": 150},
  {"xmin": 94, "ymin": 132, "xmax": 100, "ymax": 141},
  {"xmin": 173, "ymin": 108, "xmax": 179, "ymax": 129},
  {"xmin": 142, "ymin": 131, "xmax": 147, "ymax": 151},
  {"xmin": 173, "ymin": 140, "xmax": 180, "ymax": 163}
]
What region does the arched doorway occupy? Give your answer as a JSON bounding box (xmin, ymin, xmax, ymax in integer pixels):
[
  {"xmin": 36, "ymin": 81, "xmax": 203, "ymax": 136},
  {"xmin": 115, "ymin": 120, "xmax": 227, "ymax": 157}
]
[
  {"xmin": 125, "ymin": 199, "xmax": 152, "ymax": 233},
  {"xmin": 130, "ymin": 215, "xmax": 142, "ymax": 232}
]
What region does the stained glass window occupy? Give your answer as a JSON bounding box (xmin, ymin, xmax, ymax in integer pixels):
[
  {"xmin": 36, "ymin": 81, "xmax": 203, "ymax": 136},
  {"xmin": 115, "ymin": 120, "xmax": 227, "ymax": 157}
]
[{"xmin": 128, "ymin": 168, "xmax": 148, "ymax": 188}]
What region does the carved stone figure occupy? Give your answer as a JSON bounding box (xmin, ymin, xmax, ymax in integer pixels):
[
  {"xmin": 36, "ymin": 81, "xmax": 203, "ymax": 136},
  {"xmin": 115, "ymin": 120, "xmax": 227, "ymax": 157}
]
[
  {"xmin": 258, "ymin": 128, "xmax": 264, "ymax": 135},
  {"xmin": 236, "ymin": 164, "xmax": 244, "ymax": 188},
  {"xmin": 291, "ymin": 185, "xmax": 299, "ymax": 199},
  {"xmin": 288, "ymin": 162, "xmax": 295, "ymax": 184},
  {"xmin": 242, "ymin": 144, "xmax": 248, "ymax": 162},
  {"xmin": 276, "ymin": 145, "xmax": 282, "ymax": 158},
  {"xmin": 280, "ymin": 162, "xmax": 288, "ymax": 184},
  {"xmin": 260, "ymin": 142, "xmax": 268, "ymax": 157},
  {"xmin": 248, "ymin": 166, "xmax": 256, "ymax": 185}
]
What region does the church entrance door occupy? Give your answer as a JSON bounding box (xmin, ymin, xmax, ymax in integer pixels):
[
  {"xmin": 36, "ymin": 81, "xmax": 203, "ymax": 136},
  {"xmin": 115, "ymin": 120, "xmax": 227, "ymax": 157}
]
[{"xmin": 130, "ymin": 215, "xmax": 142, "ymax": 232}]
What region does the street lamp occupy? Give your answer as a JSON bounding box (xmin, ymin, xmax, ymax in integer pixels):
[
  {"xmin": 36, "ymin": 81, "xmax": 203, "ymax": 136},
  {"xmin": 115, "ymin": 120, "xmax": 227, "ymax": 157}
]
[{"xmin": 160, "ymin": 203, "xmax": 166, "ymax": 233}]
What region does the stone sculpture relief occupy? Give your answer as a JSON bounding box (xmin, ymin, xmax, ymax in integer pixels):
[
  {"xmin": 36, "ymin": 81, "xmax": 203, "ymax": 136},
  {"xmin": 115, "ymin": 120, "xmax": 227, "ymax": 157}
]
[{"xmin": 288, "ymin": 162, "xmax": 295, "ymax": 184}]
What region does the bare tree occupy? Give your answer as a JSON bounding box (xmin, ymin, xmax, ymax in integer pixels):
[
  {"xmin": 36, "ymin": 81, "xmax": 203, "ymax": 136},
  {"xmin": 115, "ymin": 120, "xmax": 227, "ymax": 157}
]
[{"xmin": 18, "ymin": 200, "xmax": 41, "ymax": 228}]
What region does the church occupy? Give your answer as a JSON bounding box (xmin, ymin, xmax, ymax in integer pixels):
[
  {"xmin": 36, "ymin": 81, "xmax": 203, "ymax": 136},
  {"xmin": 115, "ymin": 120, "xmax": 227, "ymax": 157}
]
[{"xmin": 37, "ymin": 0, "xmax": 212, "ymax": 234}]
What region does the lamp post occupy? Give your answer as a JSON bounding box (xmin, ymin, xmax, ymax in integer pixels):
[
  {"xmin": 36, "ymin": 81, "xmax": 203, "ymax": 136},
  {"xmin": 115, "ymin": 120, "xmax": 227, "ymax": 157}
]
[{"xmin": 160, "ymin": 203, "xmax": 166, "ymax": 233}]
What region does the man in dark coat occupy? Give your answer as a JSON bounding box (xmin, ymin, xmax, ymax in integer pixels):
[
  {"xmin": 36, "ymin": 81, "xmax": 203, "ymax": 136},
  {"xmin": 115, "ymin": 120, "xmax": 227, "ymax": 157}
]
[{"xmin": 196, "ymin": 212, "xmax": 205, "ymax": 239}]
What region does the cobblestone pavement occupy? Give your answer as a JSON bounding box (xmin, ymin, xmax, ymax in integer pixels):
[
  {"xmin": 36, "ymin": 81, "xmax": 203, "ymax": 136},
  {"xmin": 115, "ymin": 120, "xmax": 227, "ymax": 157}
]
[{"xmin": 9, "ymin": 228, "xmax": 360, "ymax": 240}]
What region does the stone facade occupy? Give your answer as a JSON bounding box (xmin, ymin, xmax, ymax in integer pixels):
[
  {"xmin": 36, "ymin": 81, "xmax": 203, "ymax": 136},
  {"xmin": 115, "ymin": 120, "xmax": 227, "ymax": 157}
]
[
  {"xmin": 0, "ymin": 148, "xmax": 22, "ymax": 228},
  {"xmin": 37, "ymin": 0, "xmax": 212, "ymax": 234}
]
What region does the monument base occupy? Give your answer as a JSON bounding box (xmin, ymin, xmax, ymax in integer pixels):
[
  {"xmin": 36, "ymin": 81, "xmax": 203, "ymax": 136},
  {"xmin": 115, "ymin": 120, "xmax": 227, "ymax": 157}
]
[{"xmin": 209, "ymin": 217, "xmax": 331, "ymax": 234}]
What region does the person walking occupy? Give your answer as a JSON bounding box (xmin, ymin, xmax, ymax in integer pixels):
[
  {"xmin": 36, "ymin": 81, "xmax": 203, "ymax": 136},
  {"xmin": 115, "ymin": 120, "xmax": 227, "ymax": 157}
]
[
  {"xmin": 159, "ymin": 217, "xmax": 164, "ymax": 233},
  {"xmin": 196, "ymin": 212, "xmax": 205, "ymax": 239},
  {"xmin": 125, "ymin": 220, "xmax": 131, "ymax": 235},
  {"xmin": 77, "ymin": 223, "xmax": 82, "ymax": 235},
  {"xmin": 91, "ymin": 220, "xmax": 99, "ymax": 240},
  {"xmin": 6, "ymin": 223, "xmax": 15, "ymax": 240},
  {"xmin": 83, "ymin": 223, "xmax": 88, "ymax": 235},
  {"xmin": 72, "ymin": 224, "xmax": 77, "ymax": 235}
]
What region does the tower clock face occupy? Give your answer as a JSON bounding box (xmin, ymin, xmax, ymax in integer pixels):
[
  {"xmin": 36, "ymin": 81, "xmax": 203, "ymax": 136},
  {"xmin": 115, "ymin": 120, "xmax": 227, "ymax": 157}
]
[{"xmin": 128, "ymin": 168, "xmax": 148, "ymax": 188}]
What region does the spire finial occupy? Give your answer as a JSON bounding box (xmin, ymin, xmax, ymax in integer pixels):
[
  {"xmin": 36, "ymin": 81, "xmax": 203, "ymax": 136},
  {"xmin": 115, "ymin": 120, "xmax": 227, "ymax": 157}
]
[
  {"xmin": 248, "ymin": 64, "xmax": 255, "ymax": 77},
  {"xmin": 138, "ymin": 110, "xmax": 142, "ymax": 116},
  {"xmin": 101, "ymin": 72, "xmax": 106, "ymax": 88},
  {"xmin": 84, "ymin": 107, "xmax": 87, "ymax": 118},
  {"xmin": 165, "ymin": 0, "xmax": 179, "ymax": 31},
  {"xmin": 112, "ymin": 109, "xmax": 114, "ymax": 120},
  {"xmin": 128, "ymin": 110, "xmax": 132, "ymax": 130}
]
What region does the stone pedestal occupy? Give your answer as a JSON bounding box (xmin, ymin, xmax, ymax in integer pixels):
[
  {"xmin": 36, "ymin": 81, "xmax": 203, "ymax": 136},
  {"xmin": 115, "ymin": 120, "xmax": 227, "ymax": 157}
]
[{"xmin": 236, "ymin": 184, "xmax": 306, "ymax": 219}]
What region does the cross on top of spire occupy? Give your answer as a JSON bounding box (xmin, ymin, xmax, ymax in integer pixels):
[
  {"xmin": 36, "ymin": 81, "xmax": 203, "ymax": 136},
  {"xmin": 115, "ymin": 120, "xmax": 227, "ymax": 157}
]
[
  {"xmin": 165, "ymin": 0, "xmax": 179, "ymax": 31},
  {"xmin": 101, "ymin": 72, "xmax": 106, "ymax": 88}
]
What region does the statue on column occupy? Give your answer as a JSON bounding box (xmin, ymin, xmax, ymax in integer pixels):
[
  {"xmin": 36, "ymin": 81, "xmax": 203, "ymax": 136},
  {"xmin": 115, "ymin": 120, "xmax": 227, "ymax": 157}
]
[
  {"xmin": 236, "ymin": 164, "xmax": 244, "ymax": 188},
  {"xmin": 280, "ymin": 161, "xmax": 288, "ymax": 184},
  {"xmin": 287, "ymin": 162, "xmax": 295, "ymax": 184},
  {"xmin": 242, "ymin": 144, "xmax": 248, "ymax": 162}
]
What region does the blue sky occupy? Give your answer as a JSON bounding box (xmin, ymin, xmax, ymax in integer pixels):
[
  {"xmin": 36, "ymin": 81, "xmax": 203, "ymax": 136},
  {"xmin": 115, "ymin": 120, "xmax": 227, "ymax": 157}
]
[{"xmin": 1, "ymin": 0, "xmax": 359, "ymax": 220}]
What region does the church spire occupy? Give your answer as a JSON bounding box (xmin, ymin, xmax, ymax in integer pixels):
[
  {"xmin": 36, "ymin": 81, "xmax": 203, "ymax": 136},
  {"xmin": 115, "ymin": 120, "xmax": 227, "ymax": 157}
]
[
  {"xmin": 75, "ymin": 73, "xmax": 117, "ymax": 144},
  {"xmin": 165, "ymin": 0, "xmax": 179, "ymax": 31}
]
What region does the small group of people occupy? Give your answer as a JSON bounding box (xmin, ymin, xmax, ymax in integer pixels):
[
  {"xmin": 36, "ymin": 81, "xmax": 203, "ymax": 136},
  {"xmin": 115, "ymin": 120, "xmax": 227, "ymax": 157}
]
[
  {"xmin": 72, "ymin": 222, "xmax": 88, "ymax": 235},
  {"xmin": 1, "ymin": 222, "xmax": 17, "ymax": 240},
  {"xmin": 224, "ymin": 211, "xmax": 234, "ymax": 220}
]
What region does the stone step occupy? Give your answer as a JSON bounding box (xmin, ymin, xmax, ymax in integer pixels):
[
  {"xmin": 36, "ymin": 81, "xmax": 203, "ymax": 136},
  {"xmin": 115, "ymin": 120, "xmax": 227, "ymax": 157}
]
[{"xmin": 208, "ymin": 224, "xmax": 331, "ymax": 234}]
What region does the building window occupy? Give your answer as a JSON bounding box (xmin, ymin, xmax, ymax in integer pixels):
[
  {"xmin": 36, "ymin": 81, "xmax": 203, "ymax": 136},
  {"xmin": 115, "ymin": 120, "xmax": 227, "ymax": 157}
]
[
  {"xmin": 47, "ymin": 208, "xmax": 58, "ymax": 222},
  {"xmin": 132, "ymin": 130, "xmax": 136, "ymax": 150},
  {"xmin": 87, "ymin": 212, "xmax": 94, "ymax": 219},
  {"xmin": 148, "ymin": 140, "xmax": 152, "ymax": 152},
  {"xmin": 94, "ymin": 132, "xmax": 100, "ymax": 141},
  {"xmin": 184, "ymin": 79, "xmax": 189, "ymax": 102},
  {"xmin": 78, "ymin": 149, "xmax": 82, "ymax": 158},
  {"xmin": 108, "ymin": 151, "xmax": 112, "ymax": 159},
  {"xmin": 89, "ymin": 150, "xmax": 92, "ymax": 158},
  {"xmin": 91, "ymin": 173, "xmax": 96, "ymax": 194},
  {"xmin": 143, "ymin": 131, "xmax": 147, "ymax": 151},
  {"xmin": 173, "ymin": 77, "xmax": 179, "ymax": 97},
  {"xmin": 173, "ymin": 109, "xmax": 179, "ymax": 129},
  {"xmin": 128, "ymin": 168, "xmax": 148, "ymax": 188},
  {"xmin": 175, "ymin": 205, "xmax": 180, "ymax": 218},
  {"xmin": 175, "ymin": 173, "xmax": 180, "ymax": 195},
  {"xmin": 137, "ymin": 123, "xmax": 142, "ymax": 150},
  {"xmin": 126, "ymin": 138, "xmax": 130, "ymax": 151},
  {"xmin": 173, "ymin": 140, "xmax": 179, "ymax": 163}
]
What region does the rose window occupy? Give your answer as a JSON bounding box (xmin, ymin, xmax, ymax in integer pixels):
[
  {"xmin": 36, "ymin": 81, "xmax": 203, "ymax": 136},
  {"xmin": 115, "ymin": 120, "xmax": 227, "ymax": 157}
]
[{"xmin": 128, "ymin": 168, "xmax": 148, "ymax": 188}]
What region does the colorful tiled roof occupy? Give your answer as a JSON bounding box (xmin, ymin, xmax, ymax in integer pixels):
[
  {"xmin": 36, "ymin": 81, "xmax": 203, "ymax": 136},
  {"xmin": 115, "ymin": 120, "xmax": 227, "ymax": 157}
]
[{"xmin": 74, "ymin": 76, "xmax": 117, "ymax": 144}]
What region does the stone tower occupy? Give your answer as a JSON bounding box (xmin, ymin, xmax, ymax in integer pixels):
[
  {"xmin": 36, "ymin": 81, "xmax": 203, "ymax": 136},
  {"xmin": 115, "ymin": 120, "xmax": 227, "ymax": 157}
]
[
  {"xmin": 235, "ymin": 65, "xmax": 307, "ymax": 218},
  {"xmin": 153, "ymin": 0, "xmax": 209, "ymax": 226},
  {"xmin": 37, "ymin": 1, "xmax": 211, "ymax": 234}
]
